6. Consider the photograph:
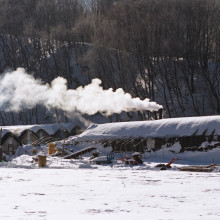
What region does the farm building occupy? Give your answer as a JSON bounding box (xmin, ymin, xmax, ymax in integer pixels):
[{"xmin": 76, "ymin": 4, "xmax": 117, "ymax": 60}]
[
  {"xmin": 1, "ymin": 132, "xmax": 22, "ymax": 155},
  {"xmin": 70, "ymin": 125, "xmax": 83, "ymax": 136},
  {"xmin": 19, "ymin": 129, "xmax": 39, "ymax": 145},
  {"xmin": 76, "ymin": 116, "xmax": 220, "ymax": 153},
  {"xmin": 36, "ymin": 129, "xmax": 50, "ymax": 139},
  {"xmin": 0, "ymin": 123, "xmax": 84, "ymax": 154},
  {"xmin": 1, "ymin": 123, "xmax": 83, "ymax": 138},
  {"xmin": 51, "ymin": 128, "xmax": 69, "ymax": 139}
]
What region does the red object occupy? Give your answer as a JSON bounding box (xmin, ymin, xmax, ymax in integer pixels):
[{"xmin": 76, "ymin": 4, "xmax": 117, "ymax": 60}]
[{"xmin": 165, "ymin": 158, "xmax": 176, "ymax": 167}]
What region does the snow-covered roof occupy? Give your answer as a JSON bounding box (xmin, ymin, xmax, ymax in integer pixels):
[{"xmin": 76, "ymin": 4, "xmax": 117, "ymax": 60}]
[
  {"xmin": 78, "ymin": 116, "xmax": 220, "ymax": 140},
  {"xmin": 0, "ymin": 123, "xmax": 79, "ymax": 137}
]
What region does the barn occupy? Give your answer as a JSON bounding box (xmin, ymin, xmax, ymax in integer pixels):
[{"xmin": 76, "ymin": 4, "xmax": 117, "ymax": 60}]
[
  {"xmin": 70, "ymin": 125, "xmax": 83, "ymax": 136},
  {"xmin": 19, "ymin": 129, "xmax": 39, "ymax": 145},
  {"xmin": 36, "ymin": 129, "xmax": 50, "ymax": 139},
  {"xmin": 0, "ymin": 123, "xmax": 84, "ymax": 154},
  {"xmin": 1, "ymin": 132, "xmax": 22, "ymax": 155},
  {"xmin": 77, "ymin": 116, "xmax": 220, "ymax": 153}
]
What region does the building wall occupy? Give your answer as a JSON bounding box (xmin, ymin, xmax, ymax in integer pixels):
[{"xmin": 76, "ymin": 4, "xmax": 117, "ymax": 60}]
[
  {"xmin": 2, "ymin": 137, "xmax": 20, "ymax": 155},
  {"xmin": 98, "ymin": 134, "xmax": 220, "ymax": 153},
  {"xmin": 36, "ymin": 130, "xmax": 49, "ymax": 139},
  {"xmin": 20, "ymin": 133, "xmax": 39, "ymax": 145}
]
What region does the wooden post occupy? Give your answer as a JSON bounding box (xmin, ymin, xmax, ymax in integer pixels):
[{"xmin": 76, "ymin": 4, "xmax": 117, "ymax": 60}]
[
  {"xmin": 159, "ymin": 109, "xmax": 163, "ymax": 119},
  {"xmin": 48, "ymin": 142, "xmax": 55, "ymax": 155},
  {"xmin": 38, "ymin": 155, "xmax": 47, "ymax": 167},
  {"xmin": 0, "ymin": 147, "xmax": 3, "ymax": 162},
  {"xmin": 0, "ymin": 128, "xmax": 2, "ymax": 146},
  {"xmin": 62, "ymin": 129, "xmax": 66, "ymax": 157}
]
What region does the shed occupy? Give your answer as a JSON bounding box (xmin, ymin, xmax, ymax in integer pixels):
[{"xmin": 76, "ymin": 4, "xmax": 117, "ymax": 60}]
[
  {"xmin": 1, "ymin": 132, "xmax": 22, "ymax": 155},
  {"xmin": 1, "ymin": 123, "xmax": 85, "ymax": 140},
  {"xmin": 36, "ymin": 129, "xmax": 50, "ymax": 139},
  {"xmin": 77, "ymin": 116, "xmax": 220, "ymax": 153},
  {"xmin": 70, "ymin": 125, "xmax": 82, "ymax": 136},
  {"xmin": 19, "ymin": 129, "xmax": 39, "ymax": 145},
  {"xmin": 52, "ymin": 129, "xmax": 69, "ymax": 139}
]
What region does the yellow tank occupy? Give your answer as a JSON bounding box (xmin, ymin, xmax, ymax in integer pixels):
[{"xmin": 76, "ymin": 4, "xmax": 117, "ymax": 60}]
[{"xmin": 48, "ymin": 142, "xmax": 56, "ymax": 155}]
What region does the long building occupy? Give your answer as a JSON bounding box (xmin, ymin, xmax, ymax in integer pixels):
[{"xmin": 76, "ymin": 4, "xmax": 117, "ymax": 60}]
[{"xmin": 76, "ymin": 116, "xmax": 220, "ymax": 153}]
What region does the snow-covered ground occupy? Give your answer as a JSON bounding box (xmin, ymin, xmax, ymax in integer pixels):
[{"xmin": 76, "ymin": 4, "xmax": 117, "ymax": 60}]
[
  {"xmin": 0, "ymin": 114, "xmax": 220, "ymax": 220},
  {"xmin": 0, "ymin": 165, "xmax": 220, "ymax": 220},
  {"xmin": 0, "ymin": 148, "xmax": 220, "ymax": 220}
]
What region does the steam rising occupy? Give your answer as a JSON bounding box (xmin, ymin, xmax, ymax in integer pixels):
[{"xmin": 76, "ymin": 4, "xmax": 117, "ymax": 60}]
[{"xmin": 0, "ymin": 68, "xmax": 162, "ymax": 115}]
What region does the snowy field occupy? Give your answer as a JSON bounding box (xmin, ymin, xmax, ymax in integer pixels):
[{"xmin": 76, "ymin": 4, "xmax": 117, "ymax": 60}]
[{"xmin": 0, "ymin": 155, "xmax": 220, "ymax": 220}]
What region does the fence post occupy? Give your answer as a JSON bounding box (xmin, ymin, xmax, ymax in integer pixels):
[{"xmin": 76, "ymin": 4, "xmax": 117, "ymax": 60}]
[
  {"xmin": 0, "ymin": 147, "xmax": 3, "ymax": 162},
  {"xmin": 38, "ymin": 155, "xmax": 47, "ymax": 167}
]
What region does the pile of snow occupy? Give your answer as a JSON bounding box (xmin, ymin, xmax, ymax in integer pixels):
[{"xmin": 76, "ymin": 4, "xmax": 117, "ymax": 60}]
[
  {"xmin": 14, "ymin": 145, "xmax": 44, "ymax": 157},
  {"xmin": 0, "ymin": 139, "xmax": 219, "ymax": 169}
]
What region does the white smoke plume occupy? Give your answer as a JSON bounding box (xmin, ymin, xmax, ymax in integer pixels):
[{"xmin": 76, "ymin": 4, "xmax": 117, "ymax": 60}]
[{"xmin": 0, "ymin": 68, "xmax": 163, "ymax": 115}]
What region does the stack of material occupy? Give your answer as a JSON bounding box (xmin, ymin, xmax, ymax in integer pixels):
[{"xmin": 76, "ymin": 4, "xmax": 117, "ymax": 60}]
[
  {"xmin": 63, "ymin": 147, "xmax": 96, "ymax": 159},
  {"xmin": 179, "ymin": 164, "xmax": 217, "ymax": 172}
]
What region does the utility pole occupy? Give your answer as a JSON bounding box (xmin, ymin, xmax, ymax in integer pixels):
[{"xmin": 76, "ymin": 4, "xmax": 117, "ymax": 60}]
[{"xmin": 62, "ymin": 129, "xmax": 67, "ymax": 157}]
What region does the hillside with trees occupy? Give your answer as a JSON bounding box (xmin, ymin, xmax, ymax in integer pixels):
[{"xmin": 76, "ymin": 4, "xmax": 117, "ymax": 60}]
[{"xmin": 0, "ymin": 0, "xmax": 219, "ymax": 125}]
